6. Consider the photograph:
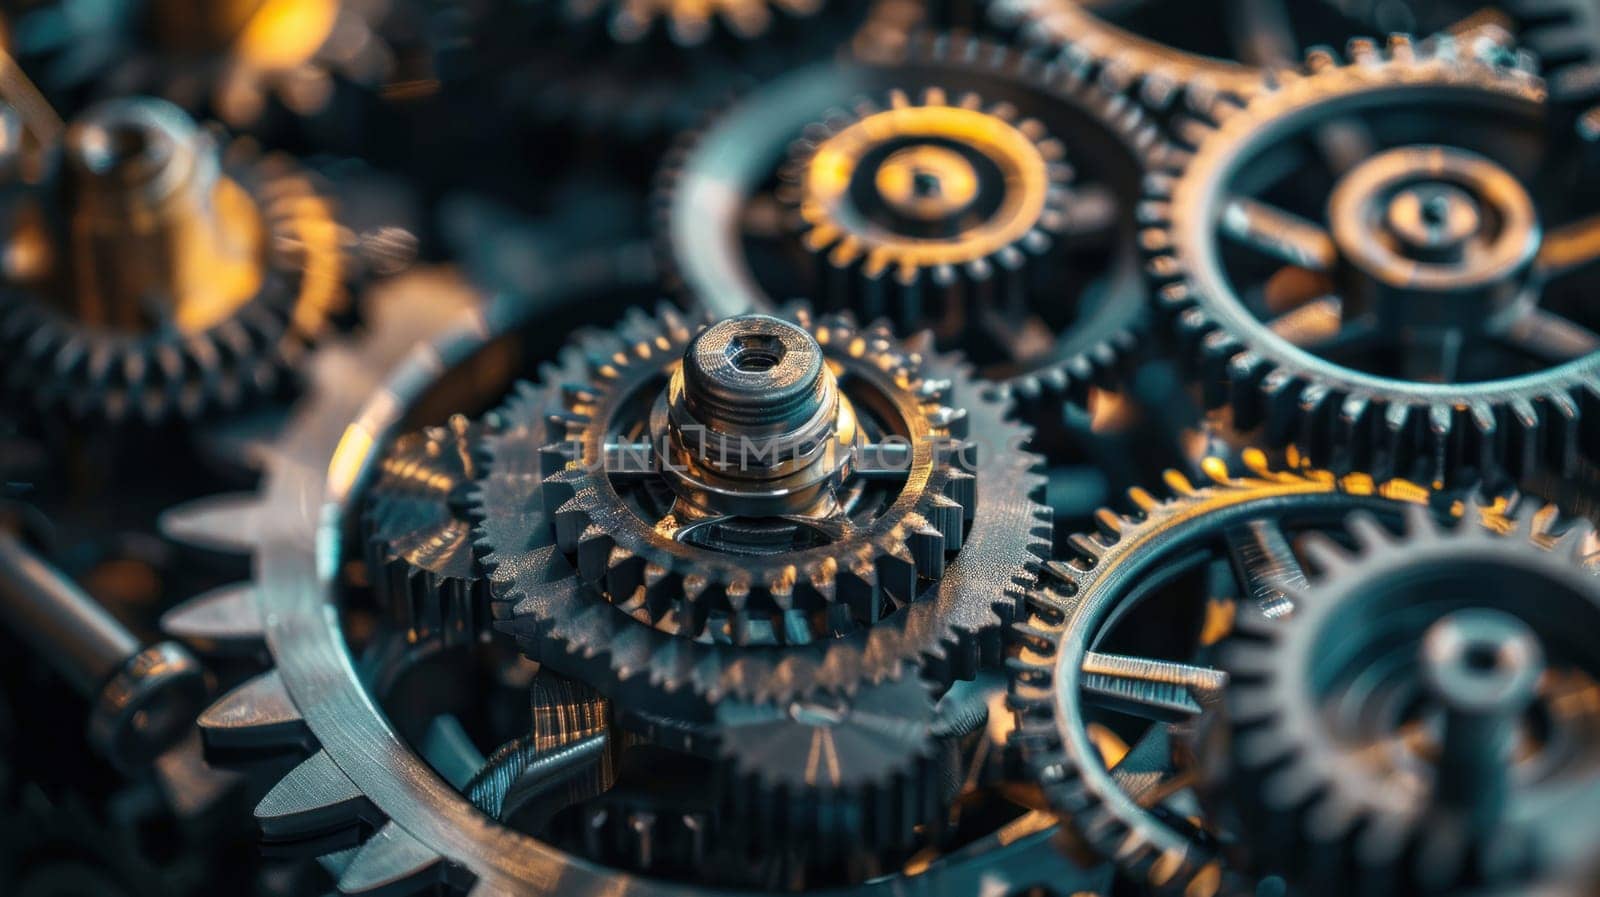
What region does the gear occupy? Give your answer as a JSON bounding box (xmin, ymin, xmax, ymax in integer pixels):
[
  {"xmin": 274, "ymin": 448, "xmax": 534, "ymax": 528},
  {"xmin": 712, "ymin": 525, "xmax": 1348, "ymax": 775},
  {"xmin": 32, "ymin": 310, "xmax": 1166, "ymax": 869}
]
[
  {"xmin": 164, "ymin": 276, "xmax": 1107, "ymax": 897},
  {"xmin": 782, "ymin": 84, "xmax": 1072, "ymax": 338},
  {"xmin": 560, "ymin": 0, "xmax": 832, "ymax": 46},
  {"xmin": 1222, "ymin": 501, "xmax": 1600, "ymax": 895},
  {"xmin": 442, "ymin": 0, "xmax": 875, "ymax": 142},
  {"xmin": 991, "ymin": 0, "xmax": 1515, "ymax": 113},
  {"xmin": 657, "ymin": 32, "xmax": 1162, "ymax": 404},
  {"xmin": 713, "ymin": 675, "xmax": 949, "ymax": 864},
  {"xmin": 6, "ymin": 0, "xmax": 395, "ymax": 134},
  {"xmin": 479, "ymin": 303, "xmax": 1049, "ymax": 713},
  {"xmin": 1008, "ymin": 452, "xmax": 1467, "ymax": 895},
  {"xmin": 0, "ymin": 97, "xmax": 346, "ymax": 424},
  {"xmin": 361, "ymin": 414, "xmax": 491, "ymax": 648},
  {"xmin": 1144, "ymin": 36, "xmax": 1600, "ymax": 488}
]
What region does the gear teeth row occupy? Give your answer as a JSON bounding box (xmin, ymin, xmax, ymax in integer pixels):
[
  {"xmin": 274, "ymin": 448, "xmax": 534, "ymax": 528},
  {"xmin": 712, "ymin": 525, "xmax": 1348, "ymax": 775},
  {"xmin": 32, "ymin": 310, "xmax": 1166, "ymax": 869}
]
[{"xmin": 362, "ymin": 416, "xmax": 493, "ymax": 648}]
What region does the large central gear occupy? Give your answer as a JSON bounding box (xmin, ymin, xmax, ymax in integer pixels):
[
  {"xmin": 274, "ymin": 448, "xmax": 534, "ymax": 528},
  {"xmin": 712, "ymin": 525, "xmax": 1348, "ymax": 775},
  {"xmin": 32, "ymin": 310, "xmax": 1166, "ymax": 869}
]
[
  {"xmin": 1144, "ymin": 37, "xmax": 1600, "ymax": 488},
  {"xmin": 478, "ymin": 304, "xmax": 1049, "ymax": 713}
]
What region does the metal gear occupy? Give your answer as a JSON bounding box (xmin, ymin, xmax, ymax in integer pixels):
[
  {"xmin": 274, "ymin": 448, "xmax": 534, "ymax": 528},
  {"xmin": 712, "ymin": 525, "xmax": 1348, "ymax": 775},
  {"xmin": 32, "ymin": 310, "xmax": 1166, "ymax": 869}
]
[
  {"xmin": 560, "ymin": 0, "xmax": 832, "ymax": 46},
  {"xmin": 160, "ymin": 276, "xmax": 1107, "ymax": 897},
  {"xmin": 1144, "ymin": 36, "xmax": 1600, "ymax": 488},
  {"xmin": 1009, "ymin": 452, "xmax": 1466, "ymax": 895},
  {"xmin": 5, "ymin": 0, "xmax": 396, "ymax": 133},
  {"xmin": 781, "ymin": 84, "xmax": 1073, "ymax": 339},
  {"xmin": 1221, "ymin": 501, "xmax": 1600, "ymax": 895},
  {"xmin": 0, "ymin": 97, "xmax": 347, "ymax": 424},
  {"xmin": 712, "ymin": 675, "xmax": 950, "ymax": 865},
  {"xmin": 657, "ymin": 32, "xmax": 1163, "ymax": 404},
  {"xmin": 479, "ymin": 303, "xmax": 1049, "ymax": 713},
  {"xmin": 990, "ymin": 0, "xmax": 1519, "ymax": 114},
  {"xmin": 361, "ymin": 414, "xmax": 491, "ymax": 648}
]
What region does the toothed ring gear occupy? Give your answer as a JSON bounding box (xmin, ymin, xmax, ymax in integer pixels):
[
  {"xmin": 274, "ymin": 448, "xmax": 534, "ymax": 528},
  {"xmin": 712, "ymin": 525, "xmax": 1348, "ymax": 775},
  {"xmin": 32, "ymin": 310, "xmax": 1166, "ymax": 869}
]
[{"xmin": 1147, "ymin": 38, "xmax": 1600, "ymax": 486}]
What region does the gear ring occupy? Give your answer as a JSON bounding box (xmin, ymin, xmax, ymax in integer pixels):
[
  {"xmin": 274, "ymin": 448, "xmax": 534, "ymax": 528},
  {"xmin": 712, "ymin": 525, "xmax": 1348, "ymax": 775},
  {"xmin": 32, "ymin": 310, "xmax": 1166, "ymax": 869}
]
[
  {"xmin": 1221, "ymin": 502, "xmax": 1600, "ymax": 895},
  {"xmin": 1144, "ymin": 36, "xmax": 1600, "ymax": 488}
]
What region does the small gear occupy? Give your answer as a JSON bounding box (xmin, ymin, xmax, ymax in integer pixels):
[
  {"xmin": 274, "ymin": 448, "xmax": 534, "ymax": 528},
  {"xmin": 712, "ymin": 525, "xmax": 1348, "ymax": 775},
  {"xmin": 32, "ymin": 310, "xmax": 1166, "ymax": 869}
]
[
  {"xmin": 1009, "ymin": 452, "xmax": 1461, "ymax": 895},
  {"xmin": 713, "ymin": 675, "xmax": 950, "ymax": 865},
  {"xmin": 782, "ymin": 84, "xmax": 1073, "ymax": 339},
  {"xmin": 478, "ymin": 303, "xmax": 1049, "ymax": 714},
  {"xmin": 361, "ymin": 414, "xmax": 491, "ymax": 648},
  {"xmin": 1221, "ymin": 502, "xmax": 1600, "ymax": 895},
  {"xmin": 1144, "ymin": 36, "xmax": 1600, "ymax": 487},
  {"xmin": 0, "ymin": 97, "xmax": 347, "ymax": 424},
  {"xmin": 658, "ymin": 32, "xmax": 1162, "ymax": 403}
]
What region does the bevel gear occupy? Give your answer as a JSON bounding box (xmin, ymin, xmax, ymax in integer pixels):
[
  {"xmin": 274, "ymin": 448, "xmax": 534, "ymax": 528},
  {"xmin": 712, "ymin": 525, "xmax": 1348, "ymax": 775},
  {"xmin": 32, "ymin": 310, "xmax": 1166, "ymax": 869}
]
[
  {"xmin": 1145, "ymin": 36, "xmax": 1600, "ymax": 488},
  {"xmin": 1222, "ymin": 502, "xmax": 1600, "ymax": 895},
  {"xmin": 782, "ymin": 84, "xmax": 1072, "ymax": 337},
  {"xmin": 656, "ymin": 32, "xmax": 1163, "ymax": 404},
  {"xmin": 479, "ymin": 303, "xmax": 1049, "ymax": 713},
  {"xmin": 1009, "ymin": 452, "xmax": 1464, "ymax": 895},
  {"xmin": 0, "ymin": 97, "xmax": 347, "ymax": 424},
  {"xmin": 361, "ymin": 414, "xmax": 490, "ymax": 648}
]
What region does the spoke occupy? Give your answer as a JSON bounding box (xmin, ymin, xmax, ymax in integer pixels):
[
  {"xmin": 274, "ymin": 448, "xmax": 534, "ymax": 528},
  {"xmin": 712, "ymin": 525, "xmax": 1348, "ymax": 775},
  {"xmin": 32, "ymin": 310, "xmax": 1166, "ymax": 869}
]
[
  {"xmin": 1492, "ymin": 308, "xmax": 1600, "ymax": 363},
  {"xmin": 1225, "ymin": 518, "xmax": 1306, "ymax": 619},
  {"xmin": 1229, "ymin": 0, "xmax": 1298, "ymax": 67},
  {"xmin": 1314, "ymin": 119, "xmax": 1377, "ymax": 178},
  {"xmin": 1266, "ymin": 295, "xmax": 1342, "ymax": 349},
  {"xmin": 604, "ymin": 442, "xmax": 657, "ymax": 480},
  {"xmin": 854, "ymin": 442, "xmax": 913, "ymax": 479},
  {"xmin": 1221, "ymin": 197, "xmax": 1338, "ymax": 272},
  {"xmin": 1536, "ymin": 214, "xmax": 1600, "ymax": 281},
  {"xmin": 1081, "ymin": 652, "xmax": 1228, "ymax": 722}
]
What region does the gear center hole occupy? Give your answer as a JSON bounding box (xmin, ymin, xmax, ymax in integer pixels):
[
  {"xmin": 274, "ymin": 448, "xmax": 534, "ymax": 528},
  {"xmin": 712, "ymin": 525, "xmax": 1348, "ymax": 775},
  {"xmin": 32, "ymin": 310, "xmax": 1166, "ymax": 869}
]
[{"xmin": 726, "ymin": 333, "xmax": 786, "ymax": 374}]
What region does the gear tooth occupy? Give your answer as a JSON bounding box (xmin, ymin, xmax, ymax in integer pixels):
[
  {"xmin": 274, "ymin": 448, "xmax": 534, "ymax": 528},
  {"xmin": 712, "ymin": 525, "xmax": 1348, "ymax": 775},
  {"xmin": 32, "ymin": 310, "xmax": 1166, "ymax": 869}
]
[
  {"xmin": 160, "ymin": 582, "xmax": 264, "ymax": 656},
  {"xmin": 1345, "ymin": 511, "xmax": 1393, "ymax": 551},
  {"xmin": 1067, "ymin": 533, "xmax": 1105, "ymax": 563},
  {"xmin": 199, "ymin": 670, "xmax": 308, "ymax": 754},
  {"xmin": 907, "ymin": 516, "xmax": 948, "ymax": 580},
  {"xmin": 1126, "ymin": 487, "xmax": 1160, "ymax": 514},
  {"xmin": 574, "ymin": 522, "xmax": 614, "ymax": 580},
  {"xmin": 337, "ymin": 821, "xmax": 446, "ymax": 895},
  {"xmin": 158, "ymin": 493, "xmax": 262, "ymax": 555},
  {"xmin": 255, "ymin": 750, "xmax": 372, "ymax": 843},
  {"xmin": 1163, "ymin": 470, "xmax": 1197, "ymax": 496},
  {"xmin": 1299, "ymin": 531, "xmax": 1350, "ymax": 573}
]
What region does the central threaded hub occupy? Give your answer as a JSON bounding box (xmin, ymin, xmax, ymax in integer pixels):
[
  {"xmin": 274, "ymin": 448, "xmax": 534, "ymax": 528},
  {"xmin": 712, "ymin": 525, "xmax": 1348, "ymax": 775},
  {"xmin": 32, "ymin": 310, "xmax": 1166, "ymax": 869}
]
[
  {"xmin": 680, "ymin": 315, "xmax": 831, "ymax": 435},
  {"xmin": 656, "ymin": 314, "xmax": 855, "ymax": 517}
]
